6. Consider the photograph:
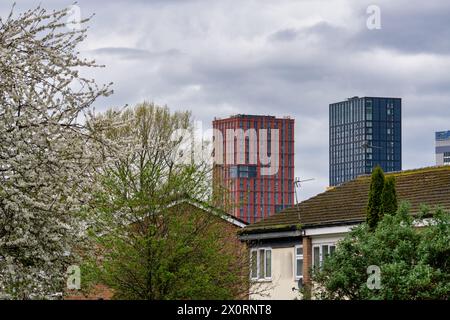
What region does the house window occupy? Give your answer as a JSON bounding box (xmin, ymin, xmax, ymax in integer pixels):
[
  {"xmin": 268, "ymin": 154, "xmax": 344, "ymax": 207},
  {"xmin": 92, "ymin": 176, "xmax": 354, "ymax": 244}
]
[
  {"xmin": 250, "ymin": 248, "xmax": 272, "ymax": 280},
  {"xmin": 295, "ymin": 245, "xmax": 303, "ymax": 280},
  {"xmin": 312, "ymin": 243, "xmax": 336, "ymax": 268}
]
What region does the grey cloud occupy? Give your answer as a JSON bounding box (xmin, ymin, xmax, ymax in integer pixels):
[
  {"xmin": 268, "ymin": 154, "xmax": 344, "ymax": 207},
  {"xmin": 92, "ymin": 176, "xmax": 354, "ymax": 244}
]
[
  {"xmin": 268, "ymin": 3, "xmax": 450, "ymax": 55},
  {"xmin": 87, "ymin": 47, "xmax": 182, "ymax": 60},
  {"xmin": 268, "ymin": 21, "xmax": 347, "ymax": 44},
  {"xmin": 269, "ymin": 28, "xmax": 299, "ymax": 42},
  {"xmin": 3, "ymin": 0, "xmax": 450, "ymax": 200},
  {"xmin": 344, "ymin": 1, "xmax": 450, "ymax": 54}
]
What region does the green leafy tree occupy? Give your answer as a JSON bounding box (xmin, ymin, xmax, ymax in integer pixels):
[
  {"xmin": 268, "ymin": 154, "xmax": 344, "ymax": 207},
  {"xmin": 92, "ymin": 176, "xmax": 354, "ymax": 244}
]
[
  {"xmin": 380, "ymin": 176, "xmax": 398, "ymax": 217},
  {"xmin": 366, "ymin": 166, "xmax": 385, "ymax": 230},
  {"xmin": 312, "ymin": 203, "xmax": 450, "ymax": 300},
  {"xmin": 82, "ymin": 103, "xmax": 251, "ymax": 299}
]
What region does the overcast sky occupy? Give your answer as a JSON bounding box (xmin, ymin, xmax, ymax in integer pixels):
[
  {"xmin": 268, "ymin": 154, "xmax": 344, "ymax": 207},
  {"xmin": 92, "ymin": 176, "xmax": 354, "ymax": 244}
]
[{"xmin": 2, "ymin": 0, "xmax": 450, "ymax": 200}]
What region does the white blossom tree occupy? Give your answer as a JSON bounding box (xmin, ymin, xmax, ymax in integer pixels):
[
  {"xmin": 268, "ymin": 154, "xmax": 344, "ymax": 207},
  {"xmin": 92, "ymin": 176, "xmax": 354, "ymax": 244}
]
[{"xmin": 0, "ymin": 5, "xmax": 112, "ymax": 299}]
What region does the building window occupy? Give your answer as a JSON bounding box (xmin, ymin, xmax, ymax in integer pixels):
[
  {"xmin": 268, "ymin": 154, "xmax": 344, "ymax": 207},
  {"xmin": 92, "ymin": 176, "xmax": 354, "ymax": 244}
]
[
  {"xmin": 295, "ymin": 245, "xmax": 303, "ymax": 280},
  {"xmin": 275, "ymin": 204, "xmax": 283, "ymax": 213},
  {"xmin": 444, "ymin": 152, "xmax": 450, "ymax": 164},
  {"xmin": 312, "ymin": 243, "xmax": 336, "ymax": 268},
  {"xmin": 229, "ymin": 166, "xmax": 238, "ymax": 178},
  {"xmin": 250, "ymin": 248, "xmax": 272, "ymax": 280},
  {"xmin": 229, "ymin": 165, "xmax": 257, "ymax": 178}
]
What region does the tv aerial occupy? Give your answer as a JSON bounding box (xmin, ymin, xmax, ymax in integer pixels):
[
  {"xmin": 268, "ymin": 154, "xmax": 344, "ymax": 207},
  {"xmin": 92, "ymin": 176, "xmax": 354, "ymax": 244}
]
[
  {"xmin": 293, "ymin": 177, "xmax": 314, "ymax": 225},
  {"xmin": 361, "ymin": 141, "xmax": 382, "ymax": 150},
  {"xmin": 293, "ymin": 178, "xmax": 315, "ymax": 206}
]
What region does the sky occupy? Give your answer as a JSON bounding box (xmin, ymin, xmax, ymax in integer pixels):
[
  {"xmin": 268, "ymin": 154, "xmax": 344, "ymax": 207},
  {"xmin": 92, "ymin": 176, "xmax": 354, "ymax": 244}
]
[{"xmin": 2, "ymin": 0, "xmax": 450, "ymax": 200}]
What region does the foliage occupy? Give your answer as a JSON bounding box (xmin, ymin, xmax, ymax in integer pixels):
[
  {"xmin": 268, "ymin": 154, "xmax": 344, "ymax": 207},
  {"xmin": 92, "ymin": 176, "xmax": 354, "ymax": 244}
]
[
  {"xmin": 380, "ymin": 176, "xmax": 398, "ymax": 216},
  {"xmin": 0, "ymin": 5, "xmax": 111, "ymax": 298},
  {"xmin": 366, "ymin": 166, "xmax": 385, "ymax": 230},
  {"xmin": 312, "ymin": 203, "xmax": 450, "ymax": 300},
  {"xmin": 82, "ymin": 103, "xmax": 249, "ymax": 299}
]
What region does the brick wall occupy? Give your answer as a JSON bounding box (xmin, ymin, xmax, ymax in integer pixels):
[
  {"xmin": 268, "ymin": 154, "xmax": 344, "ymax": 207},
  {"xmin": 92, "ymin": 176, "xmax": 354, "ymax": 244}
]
[
  {"xmin": 302, "ymin": 236, "xmax": 312, "ymax": 297},
  {"xmin": 65, "ymin": 201, "xmax": 247, "ymax": 300},
  {"xmin": 65, "ymin": 284, "xmax": 113, "ymax": 300}
]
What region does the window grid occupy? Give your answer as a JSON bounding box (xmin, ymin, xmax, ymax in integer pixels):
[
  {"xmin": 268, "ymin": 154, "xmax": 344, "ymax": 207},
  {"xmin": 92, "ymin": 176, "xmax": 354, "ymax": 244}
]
[
  {"xmin": 294, "ymin": 245, "xmax": 303, "ymax": 280},
  {"xmin": 250, "ymin": 248, "xmax": 272, "ymax": 280},
  {"xmin": 312, "ymin": 243, "xmax": 336, "ymax": 269}
]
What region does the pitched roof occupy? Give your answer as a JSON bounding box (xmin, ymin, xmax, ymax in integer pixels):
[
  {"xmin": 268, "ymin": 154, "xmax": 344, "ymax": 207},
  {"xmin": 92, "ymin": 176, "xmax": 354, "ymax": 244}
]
[
  {"xmin": 167, "ymin": 198, "xmax": 248, "ymax": 228},
  {"xmin": 241, "ymin": 166, "xmax": 450, "ymax": 234}
]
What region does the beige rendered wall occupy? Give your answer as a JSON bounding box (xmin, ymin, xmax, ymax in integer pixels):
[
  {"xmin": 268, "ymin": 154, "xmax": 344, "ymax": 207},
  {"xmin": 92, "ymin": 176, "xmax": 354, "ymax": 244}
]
[
  {"xmin": 249, "ymin": 232, "xmax": 349, "ymax": 300},
  {"xmin": 250, "ymin": 246, "xmax": 301, "ymax": 300}
]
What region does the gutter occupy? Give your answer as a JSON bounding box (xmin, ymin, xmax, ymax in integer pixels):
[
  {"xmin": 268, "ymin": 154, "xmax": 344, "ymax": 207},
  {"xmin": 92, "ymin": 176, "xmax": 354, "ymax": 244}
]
[
  {"xmin": 239, "ymin": 217, "xmax": 438, "ymax": 242},
  {"xmin": 239, "ymin": 219, "xmax": 364, "ymax": 241},
  {"xmin": 238, "ymin": 229, "xmax": 302, "ymax": 241}
]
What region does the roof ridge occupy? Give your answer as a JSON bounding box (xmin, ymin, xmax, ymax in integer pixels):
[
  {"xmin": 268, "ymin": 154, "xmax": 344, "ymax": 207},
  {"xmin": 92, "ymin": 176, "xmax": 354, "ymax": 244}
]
[
  {"xmin": 243, "ymin": 165, "xmax": 450, "ymax": 233},
  {"xmin": 355, "ymin": 165, "xmax": 450, "ymax": 179}
]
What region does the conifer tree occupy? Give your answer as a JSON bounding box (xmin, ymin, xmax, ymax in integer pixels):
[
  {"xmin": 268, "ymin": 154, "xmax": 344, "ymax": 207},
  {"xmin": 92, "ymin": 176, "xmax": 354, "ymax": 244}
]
[
  {"xmin": 380, "ymin": 176, "xmax": 398, "ymax": 217},
  {"xmin": 366, "ymin": 166, "xmax": 385, "ymax": 230}
]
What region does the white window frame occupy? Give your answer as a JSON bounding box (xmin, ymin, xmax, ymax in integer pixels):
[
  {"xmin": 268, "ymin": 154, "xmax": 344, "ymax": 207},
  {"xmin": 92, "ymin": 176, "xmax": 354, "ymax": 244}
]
[
  {"xmin": 250, "ymin": 247, "xmax": 272, "ymax": 281},
  {"xmin": 294, "ymin": 245, "xmax": 303, "ymax": 281},
  {"xmin": 312, "ymin": 243, "xmax": 336, "ymax": 268}
]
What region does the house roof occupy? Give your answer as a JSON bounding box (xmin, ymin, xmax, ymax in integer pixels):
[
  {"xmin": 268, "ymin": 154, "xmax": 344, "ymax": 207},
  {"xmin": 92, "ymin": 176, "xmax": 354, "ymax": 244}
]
[
  {"xmin": 241, "ymin": 166, "xmax": 450, "ymax": 235},
  {"xmin": 166, "ymin": 198, "xmax": 248, "ymax": 228}
]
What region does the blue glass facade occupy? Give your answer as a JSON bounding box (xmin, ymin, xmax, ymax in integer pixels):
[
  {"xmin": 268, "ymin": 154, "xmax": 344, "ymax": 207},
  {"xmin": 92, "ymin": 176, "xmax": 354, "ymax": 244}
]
[
  {"xmin": 435, "ymin": 130, "xmax": 450, "ymax": 165},
  {"xmin": 436, "ymin": 131, "xmax": 450, "ymax": 141},
  {"xmin": 329, "ymin": 97, "xmax": 402, "ymax": 186}
]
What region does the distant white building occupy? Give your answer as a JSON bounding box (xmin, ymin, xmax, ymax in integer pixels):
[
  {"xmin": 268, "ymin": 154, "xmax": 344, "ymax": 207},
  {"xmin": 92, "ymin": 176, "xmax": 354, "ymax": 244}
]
[{"xmin": 436, "ymin": 131, "xmax": 450, "ymax": 166}]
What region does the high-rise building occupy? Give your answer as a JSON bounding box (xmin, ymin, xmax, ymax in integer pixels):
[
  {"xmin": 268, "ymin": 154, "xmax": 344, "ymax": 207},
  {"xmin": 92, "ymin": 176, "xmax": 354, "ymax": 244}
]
[
  {"xmin": 212, "ymin": 114, "xmax": 295, "ymax": 223},
  {"xmin": 329, "ymin": 96, "xmax": 402, "ymax": 186},
  {"xmin": 436, "ymin": 131, "xmax": 450, "ymax": 166}
]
